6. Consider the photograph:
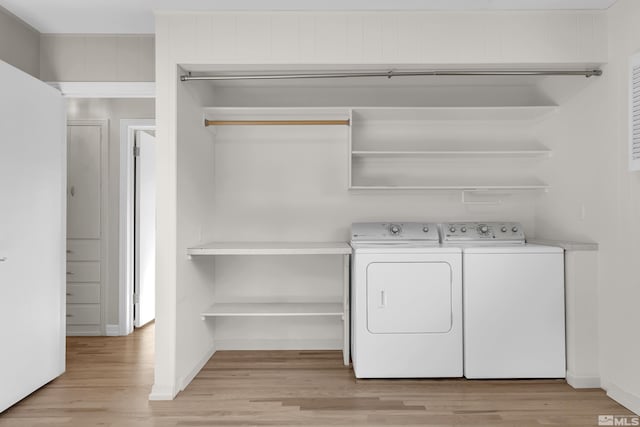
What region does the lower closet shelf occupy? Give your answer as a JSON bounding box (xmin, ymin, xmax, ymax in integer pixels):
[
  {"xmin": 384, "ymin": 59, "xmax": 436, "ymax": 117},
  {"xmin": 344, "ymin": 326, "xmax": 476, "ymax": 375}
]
[{"xmin": 200, "ymin": 302, "xmax": 344, "ymax": 319}]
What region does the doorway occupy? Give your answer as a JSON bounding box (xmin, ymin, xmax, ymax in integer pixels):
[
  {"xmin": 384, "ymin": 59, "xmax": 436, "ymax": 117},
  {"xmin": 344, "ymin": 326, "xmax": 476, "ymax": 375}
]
[{"xmin": 119, "ymin": 120, "xmax": 156, "ymax": 335}]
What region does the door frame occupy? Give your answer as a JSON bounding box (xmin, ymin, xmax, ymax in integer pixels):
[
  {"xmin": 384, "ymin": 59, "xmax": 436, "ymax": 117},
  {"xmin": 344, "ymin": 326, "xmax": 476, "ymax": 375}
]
[
  {"xmin": 119, "ymin": 119, "xmax": 156, "ymax": 335},
  {"xmin": 67, "ymin": 119, "xmax": 109, "ymax": 336}
]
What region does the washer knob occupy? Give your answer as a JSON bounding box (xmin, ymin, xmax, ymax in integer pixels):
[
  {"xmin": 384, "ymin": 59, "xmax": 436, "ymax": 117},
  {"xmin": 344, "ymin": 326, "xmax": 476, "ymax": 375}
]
[
  {"xmin": 479, "ymin": 225, "xmax": 489, "ymax": 234},
  {"xmin": 461, "ymin": 227, "xmax": 467, "ymax": 233},
  {"xmin": 512, "ymin": 226, "xmax": 519, "ymax": 233},
  {"xmin": 390, "ymin": 225, "xmax": 401, "ymax": 235},
  {"xmin": 422, "ymin": 226, "xmax": 429, "ymax": 233},
  {"xmin": 449, "ymin": 226, "xmax": 456, "ymax": 233},
  {"xmin": 501, "ymin": 226, "xmax": 507, "ymax": 233}
]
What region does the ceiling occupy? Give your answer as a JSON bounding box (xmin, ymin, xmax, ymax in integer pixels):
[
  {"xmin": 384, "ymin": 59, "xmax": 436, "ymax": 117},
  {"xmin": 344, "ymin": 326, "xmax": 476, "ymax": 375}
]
[{"xmin": 0, "ymin": 0, "xmax": 618, "ymax": 34}]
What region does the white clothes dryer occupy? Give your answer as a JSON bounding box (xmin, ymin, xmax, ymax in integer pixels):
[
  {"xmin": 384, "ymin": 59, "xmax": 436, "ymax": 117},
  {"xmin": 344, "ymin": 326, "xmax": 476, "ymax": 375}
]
[
  {"xmin": 350, "ymin": 222, "xmax": 463, "ymax": 378},
  {"xmin": 441, "ymin": 222, "xmax": 566, "ymax": 379}
]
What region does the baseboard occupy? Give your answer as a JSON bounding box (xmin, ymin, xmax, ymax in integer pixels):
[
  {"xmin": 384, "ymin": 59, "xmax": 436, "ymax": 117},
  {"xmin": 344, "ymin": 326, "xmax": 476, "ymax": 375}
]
[
  {"xmin": 178, "ymin": 344, "xmax": 216, "ymax": 392},
  {"xmin": 66, "ymin": 330, "xmax": 102, "ymax": 336},
  {"xmin": 105, "ymin": 324, "xmax": 120, "ymax": 336},
  {"xmin": 606, "ymin": 383, "xmax": 640, "ymax": 415},
  {"xmin": 66, "ymin": 324, "xmax": 101, "ymax": 336},
  {"xmin": 214, "ymin": 339, "xmax": 342, "ymax": 351},
  {"xmin": 148, "ymin": 383, "xmax": 178, "ymax": 401},
  {"xmin": 566, "ymin": 371, "xmax": 601, "ymax": 389}
]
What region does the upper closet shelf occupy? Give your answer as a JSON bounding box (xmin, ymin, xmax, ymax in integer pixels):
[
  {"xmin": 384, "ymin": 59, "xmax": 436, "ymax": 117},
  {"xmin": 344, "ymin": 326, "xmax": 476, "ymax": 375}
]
[
  {"xmin": 203, "ymin": 107, "xmax": 351, "ymax": 127},
  {"xmin": 187, "ymin": 241, "xmax": 352, "ymax": 256},
  {"xmin": 351, "ymin": 149, "xmax": 552, "ymax": 158},
  {"xmin": 352, "ymin": 106, "xmax": 557, "ymax": 121}
]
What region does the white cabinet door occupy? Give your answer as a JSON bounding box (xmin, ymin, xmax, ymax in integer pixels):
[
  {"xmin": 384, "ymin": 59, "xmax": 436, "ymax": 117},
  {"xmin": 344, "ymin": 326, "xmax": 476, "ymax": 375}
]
[
  {"xmin": 67, "ymin": 125, "xmax": 102, "ymax": 239},
  {"xmin": 0, "ymin": 61, "xmax": 66, "ymax": 412}
]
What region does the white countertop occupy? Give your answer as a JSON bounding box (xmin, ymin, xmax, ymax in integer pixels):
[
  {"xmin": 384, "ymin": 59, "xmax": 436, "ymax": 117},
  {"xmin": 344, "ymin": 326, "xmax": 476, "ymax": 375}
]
[
  {"xmin": 187, "ymin": 241, "xmax": 352, "ymax": 256},
  {"xmin": 527, "ymin": 239, "xmax": 598, "ymax": 251}
]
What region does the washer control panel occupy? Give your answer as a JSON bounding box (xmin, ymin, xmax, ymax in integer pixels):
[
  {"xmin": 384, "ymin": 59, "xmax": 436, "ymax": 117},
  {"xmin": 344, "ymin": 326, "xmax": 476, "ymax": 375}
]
[
  {"xmin": 351, "ymin": 222, "xmax": 440, "ymax": 242},
  {"xmin": 441, "ymin": 222, "xmax": 525, "ymax": 243}
]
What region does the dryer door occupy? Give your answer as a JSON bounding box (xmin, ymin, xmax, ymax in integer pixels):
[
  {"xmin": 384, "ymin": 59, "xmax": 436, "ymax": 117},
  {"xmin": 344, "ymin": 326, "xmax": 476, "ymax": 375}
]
[{"xmin": 366, "ymin": 262, "xmax": 452, "ymax": 334}]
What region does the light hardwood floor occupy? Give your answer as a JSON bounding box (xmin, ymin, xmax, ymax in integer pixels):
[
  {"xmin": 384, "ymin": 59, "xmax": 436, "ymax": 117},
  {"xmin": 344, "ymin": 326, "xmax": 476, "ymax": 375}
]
[{"xmin": 0, "ymin": 324, "xmax": 633, "ymax": 426}]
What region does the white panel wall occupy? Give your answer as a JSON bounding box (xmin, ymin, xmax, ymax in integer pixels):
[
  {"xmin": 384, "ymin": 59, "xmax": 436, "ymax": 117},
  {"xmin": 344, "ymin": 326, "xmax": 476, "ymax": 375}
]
[
  {"xmin": 534, "ymin": 0, "xmax": 640, "ymax": 414},
  {"xmin": 159, "ymin": 11, "xmax": 606, "ymax": 65},
  {"xmin": 154, "ymin": 10, "xmax": 608, "ymax": 399},
  {"xmin": 40, "ymin": 35, "xmax": 155, "ymax": 82},
  {"xmin": 174, "ymin": 78, "xmax": 217, "ymax": 392}
]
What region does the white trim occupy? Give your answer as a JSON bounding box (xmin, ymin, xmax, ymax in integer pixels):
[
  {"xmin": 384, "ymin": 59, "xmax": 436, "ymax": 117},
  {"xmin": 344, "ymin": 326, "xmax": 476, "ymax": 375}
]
[
  {"xmin": 48, "ymin": 82, "xmax": 155, "ymax": 98},
  {"xmin": 119, "ymin": 119, "xmax": 156, "ymax": 336},
  {"xmin": 566, "ymin": 371, "xmax": 600, "ymax": 389},
  {"xmin": 606, "ymin": 383, "xmax": 640, "ymax": 415},
  {"xmin": 148, "ymin": 384, "xmax": 178, "ymax": 401},
  {"xmin": 67, "ymin": 120, "xmax": 109, "ymax": 336},
  {"xmin": 213, "ymin": 339, "xmax": 343, "ymax": 350},
  {"xmin": 178, "ymin": 344, "xmax": 216, "ymax": 392},
  {"xmin": 105, "ymin": 324, "xmax": 121, "ymax": 336}
]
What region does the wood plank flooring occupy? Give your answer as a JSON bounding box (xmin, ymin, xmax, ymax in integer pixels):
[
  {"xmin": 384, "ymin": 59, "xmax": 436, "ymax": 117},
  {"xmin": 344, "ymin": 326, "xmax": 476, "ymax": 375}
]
[{"xmin": 0, "ymin": 324, "xmax": 633, "ymax": 426}]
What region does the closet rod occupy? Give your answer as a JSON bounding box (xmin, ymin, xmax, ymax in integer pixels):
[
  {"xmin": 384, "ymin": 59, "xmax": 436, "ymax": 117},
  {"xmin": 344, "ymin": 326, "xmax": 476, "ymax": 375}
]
[
  {"xmin": 182, "ymin": 69, "xmax": 603, "ymax": 82},
  {"xmin": 204, "ymin": 119, "xmax": 350, "ymax": 126}
]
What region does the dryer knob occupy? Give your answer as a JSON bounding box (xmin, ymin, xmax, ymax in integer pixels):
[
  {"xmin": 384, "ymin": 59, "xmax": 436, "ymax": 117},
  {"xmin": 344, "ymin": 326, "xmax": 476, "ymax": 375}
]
[
  {"xmin": 390, "ymin": 225, "xmax": 401, "ymax": 234},
  {"xmin": 422, "ymin": 226, "xmax": 429, "ymax": 233},
  {"xmin": 461, "ymin": 227, "xmax": 467, "ymax": 233},
  {"xmin": 479, "ymin": 225, "xmax": 489, "ymax": 234},
  {"xmin": 501, "ymin": 226, "xmax": 507, "ymax": 232},
  {"xmin": 449, "ymin": 226, "xmax": 456, "ymax": 233},
  {"xmin": 512, "ymin": 226, "xmax": 519, "ymax": 233}
]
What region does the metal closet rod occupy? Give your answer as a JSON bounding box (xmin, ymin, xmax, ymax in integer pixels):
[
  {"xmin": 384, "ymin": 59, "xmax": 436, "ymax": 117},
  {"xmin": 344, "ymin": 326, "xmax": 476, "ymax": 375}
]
[{"xmin": 181, "ymin": 68, "xmax": 603, "ymax": 81}]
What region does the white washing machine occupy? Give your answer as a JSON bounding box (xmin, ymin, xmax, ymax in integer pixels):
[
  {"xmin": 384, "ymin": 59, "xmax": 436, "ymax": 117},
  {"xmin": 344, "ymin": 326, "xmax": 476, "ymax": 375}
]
[
  {"xmin": 350, "ymin": 222, "xmax": 463, "ymax": 378},
  {"xmin": 441, "ymin": 222, "xmax": 566, "ymax": 379}
]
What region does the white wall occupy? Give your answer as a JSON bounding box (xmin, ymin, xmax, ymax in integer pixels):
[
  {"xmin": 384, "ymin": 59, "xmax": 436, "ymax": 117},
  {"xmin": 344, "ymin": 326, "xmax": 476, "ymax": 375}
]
[
  {"xmin": 40, "ymin": 35, "xmax": 154, "ymax": 82},
  {"xmin": 66, "ymin": 98, "xmax": 155, "ymax": 327},
  {"xmin": 154, "ymin": 10, "xmax": 608, "ymax": 399},
  {"xmin": 599, "ymin": 0, "xmax": 640, "ymax": 413},
  {"xmin": 0, "ymin": 6, "xmax": 40, "ymax": 77},
  {"xmin": 534, "ymin": 0, "xmax": 640, "ymax": 414},
  {"xmin": 174, "ymin": 76, "xmax": 217, "ymax": 391}
]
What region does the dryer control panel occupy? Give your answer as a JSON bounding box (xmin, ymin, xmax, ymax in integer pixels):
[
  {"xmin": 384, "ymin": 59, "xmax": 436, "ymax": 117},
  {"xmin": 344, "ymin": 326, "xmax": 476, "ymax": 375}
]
[
  {"xmin": 351, "ymin": 222, "xmax": 440, "ymax": 242},
  {"xmin": 441, "ymin": 222, "xmax": 525, "ymax": 243}
]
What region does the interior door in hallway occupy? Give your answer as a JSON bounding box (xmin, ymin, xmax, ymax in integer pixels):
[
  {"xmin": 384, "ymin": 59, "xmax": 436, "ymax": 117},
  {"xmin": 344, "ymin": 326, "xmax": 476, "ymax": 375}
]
[{"xmin": 134, "ymin": 130, "xmax": 156, "ymax": 328}]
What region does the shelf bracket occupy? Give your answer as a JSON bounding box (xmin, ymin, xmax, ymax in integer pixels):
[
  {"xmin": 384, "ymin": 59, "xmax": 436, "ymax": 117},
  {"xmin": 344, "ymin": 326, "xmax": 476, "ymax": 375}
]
[{"xmin": 461, "ymin": 190, "xmax": 503, "ymax": 206}]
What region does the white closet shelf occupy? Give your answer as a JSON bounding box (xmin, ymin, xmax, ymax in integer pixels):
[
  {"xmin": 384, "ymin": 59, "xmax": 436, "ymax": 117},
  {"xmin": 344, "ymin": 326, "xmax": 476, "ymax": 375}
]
[
  {"xmin": 351, "ymin": 150, "xmax": 551, "ymax": 158},
  {"xmin": 350, "ymin": 184, "xmax": 550, "ymax": 191},
  {"xmin": 352, "ymin": 106, "xmax": 557, "ymax": 121},
  {"xmin": 201, "ymin": 302, "xmax": 343, "ymax": 318},
  {"xmin": 187, "ymin": 241, "xmax": 352, "ymax": 256},
  {"xmin": 203, "ymin": 107, "xmax": 351, "ymax": 124}
]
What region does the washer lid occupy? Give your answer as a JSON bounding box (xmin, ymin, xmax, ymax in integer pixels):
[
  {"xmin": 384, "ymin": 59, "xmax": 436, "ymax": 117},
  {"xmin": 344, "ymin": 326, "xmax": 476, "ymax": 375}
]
[
  {"xmin": 463, "ymin": 244, "xmax": 563, "ymax": 254},
  {"xmin": 351, "ymin": 222, "xmax": 439, "ymax": 242}
]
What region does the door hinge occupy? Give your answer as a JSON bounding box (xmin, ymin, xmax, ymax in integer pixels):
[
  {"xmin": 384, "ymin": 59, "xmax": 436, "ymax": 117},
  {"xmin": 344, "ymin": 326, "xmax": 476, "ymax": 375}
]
[{"xmin": 133, "ymin": 146, "xmax": 140, "ymax": 156}]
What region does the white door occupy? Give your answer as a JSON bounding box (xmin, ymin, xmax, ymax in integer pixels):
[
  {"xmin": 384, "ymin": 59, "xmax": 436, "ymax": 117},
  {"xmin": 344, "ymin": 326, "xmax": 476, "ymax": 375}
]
[
  {"xmin": 134, "ymin": 130, "xmax": 156, "ymax": 327},
  {"xmin": 367, "ymin": 262, "xmax": 452, "ymax": 334},
  {"xmin": 0, "ymin": 61, "xmax": 66, "ymax": 412}
]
